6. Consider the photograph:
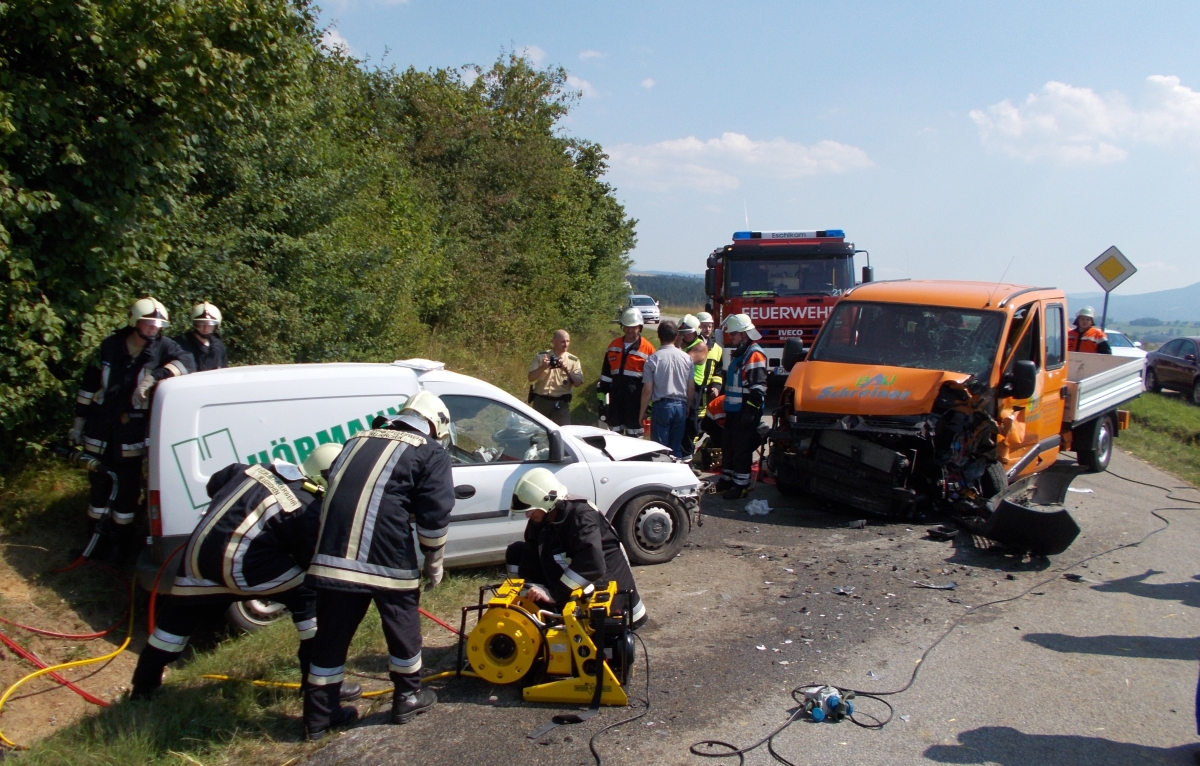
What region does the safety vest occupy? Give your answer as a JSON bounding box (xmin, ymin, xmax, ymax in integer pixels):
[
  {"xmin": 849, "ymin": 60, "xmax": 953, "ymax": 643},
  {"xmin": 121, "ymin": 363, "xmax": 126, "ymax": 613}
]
[
  {"xmin": 1068, "ymin": 326, "xmax": 1106, "ymax": 354},
  {"xmin": 695, "ymin": 341, "xmax": 723, "ymax": 415},
  {"xmin": 724, "ymin": 343, "xmax": 768, "ymax": 413},
  {"xmin": 599, "ymin": 335, "xmax": 655, "ymax": 388}
]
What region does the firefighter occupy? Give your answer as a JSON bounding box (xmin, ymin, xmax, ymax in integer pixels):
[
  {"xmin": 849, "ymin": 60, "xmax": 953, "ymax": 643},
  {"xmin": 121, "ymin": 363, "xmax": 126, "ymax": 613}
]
[
  {"xmin": 597, "ymin": 308, "xmax": 655, "ymax": 437},
  {"xmin": 71, "ymin": 298, "xmax": 194, "ymax": 558},
  {"xmin": 130, "ymin": 445, "xmax": 362, "ymax": 704},
  {"xmin": 504, "ymin": 469, "xmax": 647, "ymax": 628},
  {"xmin": 1068, "ymin": 306, "xmax": 1112, "ymax": 354},
  {"xmin": 302, "ymin": 392, "xmax": 455, "ymax": 740},
  {"xmin": 716, "ymin": 314, "xmax": 768, "ymax": 500},
  {"xmin": 695, "ymin": 311, "xmax": 724, "ymax": 414},
  {"xmin": 174, "ymin": 302, "xmax": 228, "ymax": 372}
]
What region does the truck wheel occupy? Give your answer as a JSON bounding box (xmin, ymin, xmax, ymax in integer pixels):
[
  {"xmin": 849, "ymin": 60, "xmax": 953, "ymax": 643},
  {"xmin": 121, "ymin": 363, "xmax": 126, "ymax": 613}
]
[
  {"xmin": 616, "ymin": 494, "xmax": 688, "ymax": 566},
  {"xmin": 1076, "ymin": 415, "xmax": 1114, "ymax": 473},
  {"xmin": 226, "ymin": 599, "xmax": 288, "ymax": 633},
  {"xmin": 1145, "ymin": 367, "xmax": 1161, "ymax": 393},
  {"xmin": 981, "ymin": 461, "xmax": 1007, "ymax": 498}
]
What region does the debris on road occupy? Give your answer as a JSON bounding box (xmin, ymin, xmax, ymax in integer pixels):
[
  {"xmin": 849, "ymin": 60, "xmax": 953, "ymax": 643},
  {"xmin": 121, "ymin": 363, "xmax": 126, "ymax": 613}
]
[
  {"xmin": 912, "ymin": 581, "xmax": 958, "ymax": 590},
  {"xmin": 745, "ymin": 499, "xmax": 773, "ymax": 516},
  {"xmin": 847, "ymin": 519, "xmax": 867, "ymax": 529}
]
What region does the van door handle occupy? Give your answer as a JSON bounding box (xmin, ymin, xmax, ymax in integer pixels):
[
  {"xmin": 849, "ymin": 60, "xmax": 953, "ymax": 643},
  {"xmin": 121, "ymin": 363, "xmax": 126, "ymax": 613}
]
[{"xmin": 454, "ymin": 485, "xmax": 476, "ymax": 499}]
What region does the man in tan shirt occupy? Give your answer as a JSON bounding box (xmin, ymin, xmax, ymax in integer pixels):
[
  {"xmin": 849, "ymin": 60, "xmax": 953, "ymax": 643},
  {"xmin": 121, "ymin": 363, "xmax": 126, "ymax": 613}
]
[{"xmin": 528, "ymin": 329, "xmax": 584, "ymax": 425}]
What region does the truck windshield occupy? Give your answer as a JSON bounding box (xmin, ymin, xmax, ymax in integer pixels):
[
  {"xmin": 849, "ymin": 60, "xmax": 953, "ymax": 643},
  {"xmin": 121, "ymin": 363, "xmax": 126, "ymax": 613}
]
[
  {"xmin": 726, "ymin": 257, "xmax": 853, "ymax": 297},
  {"xmin": 808, "ymin": 301, "xmax": 1006, "ymax": 378}
]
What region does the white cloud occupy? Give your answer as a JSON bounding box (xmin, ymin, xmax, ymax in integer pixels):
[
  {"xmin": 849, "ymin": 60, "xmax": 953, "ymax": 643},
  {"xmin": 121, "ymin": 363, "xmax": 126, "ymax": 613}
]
[
  {"xmin": 520, "ymin": 45, "xmax": 546, "ymax": 66},
  {"xmin": 321, "ymin": 28, "xmax": 352, "ymax": 55},
  {"xmin": 970, "ymin": 75, "xmax": 1200, "ymax": 165},
  {"xmin": 608, "ymin": 132, "xmax": 873, "ymax": 193},
  {"xmin": 579, "ymin": 50, "xmax": 607, "ymax": 60},
  {"xmin": 567, "ymin": 75, "xmax": 599, "ymax": 98},
  {"xmin": 641, "ymin": 78, "xmax": 656, "ymax": 90}
]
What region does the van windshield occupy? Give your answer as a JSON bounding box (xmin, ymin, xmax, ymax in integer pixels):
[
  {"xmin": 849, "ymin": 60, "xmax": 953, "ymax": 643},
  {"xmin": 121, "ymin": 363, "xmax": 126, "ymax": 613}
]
[{"xmin": 808, "ymin": 301, "xmax": 1006, "ymax": 378}]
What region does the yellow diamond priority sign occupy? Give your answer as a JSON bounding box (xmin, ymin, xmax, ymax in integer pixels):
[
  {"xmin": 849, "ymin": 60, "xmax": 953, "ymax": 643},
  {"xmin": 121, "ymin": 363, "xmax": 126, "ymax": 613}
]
[{"xmin": 1085, "ymin": 246, "xmax": 1136, "ymax": 293}]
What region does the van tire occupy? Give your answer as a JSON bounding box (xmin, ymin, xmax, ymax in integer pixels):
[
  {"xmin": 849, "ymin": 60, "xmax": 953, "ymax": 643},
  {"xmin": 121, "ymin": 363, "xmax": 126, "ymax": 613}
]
[
  {"xmin": 616, "ymin": 494, "xmax": 688, "ymax": 566},
  {"xmin": 981, "ymin": 461, "xmax": 1008, "ymax": 499},
  {"xmin": 1076, "ymin": 415, "xmax": 1114, "ymax": 473},
  {"xmin": 227, "ymin": 599, "xmax": 288, "ymax": 633}
]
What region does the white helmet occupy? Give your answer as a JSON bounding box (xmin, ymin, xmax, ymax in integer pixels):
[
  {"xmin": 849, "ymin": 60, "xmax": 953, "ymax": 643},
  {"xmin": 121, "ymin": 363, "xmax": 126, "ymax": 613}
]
[
  {"xmin": 511, "ymin": 468, "xmax": 569, "ymax": 513},
  {"xmin": 680, "ymin": 314, "xmax": 700, "ymax": 334},
  {"xmin": 397, "ymin": 391, "xmax": 451, "ymax": 441},
  {"xmin": 300, "ymin": 443, "xmax": 342, "ymax": 488},
  {"xmin": 1076, "ymin": 306, "xmax": 1095, "ymax": 320},
  {"xmin": 190, "ymin": 302, "xmax": 222, "ymax": 326},
  {"xmin": 128, "ymin": 298, "xmax": 169, "ymax": 328},
  {"xmin": 722, "ymin": 313, "xmax": 762, "ymax": 341},
  {"xmin": 620, "ymin": 307, "xmax": 644, "ymax": 327},
  {"xmin": 695, "ymin": 311, "xmax": 714, "ymax": 325}
]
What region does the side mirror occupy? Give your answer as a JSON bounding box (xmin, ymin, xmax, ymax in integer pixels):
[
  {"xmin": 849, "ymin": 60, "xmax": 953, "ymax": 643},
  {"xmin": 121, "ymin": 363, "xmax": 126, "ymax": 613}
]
[
  {"xmin": 655, "ymin": 300, "xmax": 660, "ymax": 307},
  {"xmin": 1186, "ymin": 354, "xmax": 1197, "ymax": 363},
  {"xmin": 1010, "ymin": 360, "xmax": 1038, "ymax": 400},
  {"xmin": 782, "ymin": 337, "xmax": 806, "ymax": 372},
  {"xmin": 705, "ymin": 300, "xmax": 714, "ymax": 313},
  {"xmin": 704, "ymin": 268, "xmax": 715, "ymax": 297},
  {"xmin": 1133, "ymin": 341, "xmax": 1142, "ymax": 348},
  {"xmin": 548, "ymin": 430, "xmax": 566, "ymax": 463},
  {"xmin": 861, "ymin": 265, "xmax": 874, "ymax": 284}
]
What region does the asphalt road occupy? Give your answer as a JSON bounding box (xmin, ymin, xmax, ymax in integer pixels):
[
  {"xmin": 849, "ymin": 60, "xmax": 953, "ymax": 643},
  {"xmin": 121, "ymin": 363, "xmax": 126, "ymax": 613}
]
[{"xmin": 303, "ymin": 448, "xmax": 1200, "ymax": 766}]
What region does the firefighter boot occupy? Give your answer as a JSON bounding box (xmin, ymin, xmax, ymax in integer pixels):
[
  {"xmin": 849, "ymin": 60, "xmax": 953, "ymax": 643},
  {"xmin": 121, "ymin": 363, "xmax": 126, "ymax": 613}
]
[
  {"xmin": 722, "ymin": 485, "xmax": 752, "ymax": 501},
  {"xmin": 391, "ymin": 687, "xmax": 436, "ymax": 724},
  {"xmin": 130, "ymin": 646, "xmax": 174, "ymax": 700},
  {"xmin": 303, "ymin": 683, "xmax": 359, "ymax": 741},
  {"xmin": 298, "ymin": 641, "xmax": 362, "ymax": 702}
]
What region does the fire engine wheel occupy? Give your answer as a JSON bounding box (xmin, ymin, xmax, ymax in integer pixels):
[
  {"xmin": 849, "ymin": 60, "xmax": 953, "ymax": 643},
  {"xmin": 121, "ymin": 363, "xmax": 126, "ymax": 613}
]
[
  {"xmin": 227, "ymin": 599, "xmax": 289, "ymax": 633},
  {"xmin": 1144, "ymin": 367, "xmax": 1161, "ymax": 393},
  {"xmin": 617, "ymin": 493, "xmax": 687, "ymax": 566},
  {"xmin": 1077, "ymin": 415, "xmax": 1114, "ymax": 473}
]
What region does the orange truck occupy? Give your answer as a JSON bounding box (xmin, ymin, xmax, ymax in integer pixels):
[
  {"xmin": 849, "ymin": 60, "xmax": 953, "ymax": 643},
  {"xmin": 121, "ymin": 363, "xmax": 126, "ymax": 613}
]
[{"xmin": 768, "ymin": 280, "xmax": 1145, "ymax": 554}]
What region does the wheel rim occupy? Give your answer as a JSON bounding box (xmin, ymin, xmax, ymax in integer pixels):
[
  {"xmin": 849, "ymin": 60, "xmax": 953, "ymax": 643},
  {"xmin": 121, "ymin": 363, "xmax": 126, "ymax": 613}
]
[
  {"xmin": 1147, "ymin": 369, "xmax": 1157, "ymax": 389},
  {"xmin": 1193, "ymin": 382, "xmax": 1200, "ymax": 404},
  {"xmin": 1096, "ymin": 422, "xmax": 1112, "ymax": 466},
  {"xmin": 238, "ymin": 599, "xmax": 286, "ymax": 625},
  {"xmin": 634, "ymin": 504, "xmax": 674, "ymax": 550}
]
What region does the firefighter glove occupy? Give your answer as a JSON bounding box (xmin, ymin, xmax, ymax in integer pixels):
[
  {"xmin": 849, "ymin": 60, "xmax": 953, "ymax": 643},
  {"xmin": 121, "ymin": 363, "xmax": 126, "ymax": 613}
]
[
  {"xmin": 422, "ymin": 547, "xmax": 445, "ymax": 591},
  {"xmin": 70, "ymin": 417, "xmax": 86, "ymax": 446},
  {"xmin": 132, "ymin": 375, "xmax": 156, "ymax": 408}
]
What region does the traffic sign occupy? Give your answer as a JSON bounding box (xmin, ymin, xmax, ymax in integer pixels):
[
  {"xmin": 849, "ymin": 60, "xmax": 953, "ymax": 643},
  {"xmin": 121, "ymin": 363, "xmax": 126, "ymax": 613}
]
[
  {"xmin": 1084, "ymin": 246, "xmax": 1136, "ymax": 329},
  {"xmin": 1085, "ymin": 246, "xmax": 1136, "ymax": 292}
]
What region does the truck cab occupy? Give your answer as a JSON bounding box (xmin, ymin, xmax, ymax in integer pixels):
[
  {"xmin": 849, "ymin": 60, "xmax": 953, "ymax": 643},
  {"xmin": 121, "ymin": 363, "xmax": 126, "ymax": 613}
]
[{"xmin": 768, "ymin": 281, "xmax": 1143, "ymax": 551}]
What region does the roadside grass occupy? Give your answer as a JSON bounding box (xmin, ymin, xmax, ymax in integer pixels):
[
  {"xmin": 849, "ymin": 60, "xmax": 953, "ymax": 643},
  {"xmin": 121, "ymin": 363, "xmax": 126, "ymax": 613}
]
[
  {"xmin": 0, "ymin": 329, "xmax": 611, "ymax": 760},
  {"xmin": 1119, "ymin": 392, "xmax": 1200, "ymax": 487}
]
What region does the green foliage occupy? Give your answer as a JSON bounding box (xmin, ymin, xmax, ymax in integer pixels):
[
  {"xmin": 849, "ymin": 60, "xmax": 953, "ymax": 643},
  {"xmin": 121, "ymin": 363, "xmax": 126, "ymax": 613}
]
[
  {"xmin": 0, "ymin": 3, "xmax": 636, "ymax": 452},
  {"xmin": 628, "ymin": 273, "xmax": 706, "ymax": 309}
]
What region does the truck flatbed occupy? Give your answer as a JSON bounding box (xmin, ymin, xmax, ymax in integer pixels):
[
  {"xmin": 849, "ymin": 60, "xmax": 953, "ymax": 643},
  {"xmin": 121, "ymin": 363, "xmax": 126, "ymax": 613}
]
[{"xmin": 1064, "ymin": 353, "xmax": 1144, "ymax": 425}]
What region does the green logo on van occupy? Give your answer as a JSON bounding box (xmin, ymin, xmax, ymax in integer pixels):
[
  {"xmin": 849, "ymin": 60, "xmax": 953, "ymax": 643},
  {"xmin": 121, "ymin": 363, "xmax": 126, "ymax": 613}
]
[{"xmin": 244, "ymin": 403, "xmax": 409, "ymax": 466}]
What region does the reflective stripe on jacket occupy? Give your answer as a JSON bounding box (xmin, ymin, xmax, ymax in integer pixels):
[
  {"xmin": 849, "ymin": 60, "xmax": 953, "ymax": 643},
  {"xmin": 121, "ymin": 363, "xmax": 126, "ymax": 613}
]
[
  {"xmin": 723, "ymin": 343, "xmax": 768, "ymax": 412},
  {"xmin": 597, "ymin": 336, "xmax": 655, "ymax": 391}
]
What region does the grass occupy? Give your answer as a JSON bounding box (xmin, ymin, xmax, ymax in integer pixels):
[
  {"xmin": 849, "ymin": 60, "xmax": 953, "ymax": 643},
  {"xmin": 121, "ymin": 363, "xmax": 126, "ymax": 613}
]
[
  {"xmin": 1117, "ymin": 392, "xmax": 1200, "ymax": 487},
  {"xmin": 0, "ymin": 327, "xmax": 625, "ymax": 762}
]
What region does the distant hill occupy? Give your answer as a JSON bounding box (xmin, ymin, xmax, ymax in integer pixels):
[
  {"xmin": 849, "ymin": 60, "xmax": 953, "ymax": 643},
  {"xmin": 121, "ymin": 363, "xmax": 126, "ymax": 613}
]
[
  {"xmin": 1066, "ymin": 281, "xmax": 1200, "ymax": 323},
  {"xmin": 627, "ymin": 273, "xmax": 705, "ymax": 308}
]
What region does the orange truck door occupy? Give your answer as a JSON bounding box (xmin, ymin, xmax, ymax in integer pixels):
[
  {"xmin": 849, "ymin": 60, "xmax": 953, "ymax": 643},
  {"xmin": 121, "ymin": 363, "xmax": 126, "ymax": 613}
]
[{"xmin": 997, "ymin": 302, "xmax": 1063, "ymax": 477}]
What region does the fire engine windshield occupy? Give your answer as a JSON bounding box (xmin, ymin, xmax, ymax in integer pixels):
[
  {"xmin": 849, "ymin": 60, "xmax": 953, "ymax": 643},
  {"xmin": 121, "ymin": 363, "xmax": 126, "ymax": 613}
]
[
  {"xmin": 808, "ymin": 301, "xmax": 1006, "ymax": 378},
  {"xmin": 725, "ymin": 257, "xmax": 853, "ymax": 297}
]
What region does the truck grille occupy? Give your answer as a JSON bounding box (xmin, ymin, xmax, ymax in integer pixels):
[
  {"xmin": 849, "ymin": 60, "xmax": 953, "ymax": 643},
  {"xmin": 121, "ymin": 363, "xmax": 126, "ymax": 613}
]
[{"xmin": 789, "ymin": 412, "xmax": 935, "ymax": 436}]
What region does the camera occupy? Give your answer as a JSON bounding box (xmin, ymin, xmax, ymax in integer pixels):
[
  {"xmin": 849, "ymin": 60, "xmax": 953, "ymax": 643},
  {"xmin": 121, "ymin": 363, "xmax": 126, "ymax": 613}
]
[{"xmin": 545, "ymin": 352, "xmax": 563, "ymax": 370}]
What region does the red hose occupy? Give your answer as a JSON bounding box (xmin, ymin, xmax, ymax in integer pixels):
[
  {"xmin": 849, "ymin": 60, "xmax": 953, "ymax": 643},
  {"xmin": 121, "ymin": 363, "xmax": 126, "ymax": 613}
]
[
  {"xmin": 148, "ymin": 544, "xmax": 187, "ymax": 635},
  {"xmin": 418, "ymin": 607, "xmax": 461, "ymax": 636},
  {"xmin": 0, "ymin": 560, "xmax": 130, "ymax": 640},
  {"xmin": 0, "ymin": 629, "xmax": 109, "ymax": 707}
]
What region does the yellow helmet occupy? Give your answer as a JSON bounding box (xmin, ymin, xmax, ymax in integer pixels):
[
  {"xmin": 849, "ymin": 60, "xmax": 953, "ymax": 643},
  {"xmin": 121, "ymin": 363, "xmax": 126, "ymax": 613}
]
[
  {"xmin": 511, "ymin": 468, "xmax": 569, "ymax": 513},
  {"xmin": 128, "ymin": 298, "xmax": 169, "ymax": 328},
  {"xmin": 301, "ymin": 443, "xmax": 343, "ymax": 488},
  {"xmin": 189, "ymin": 302, "xmax": 222, "ymax": 326},
  {"xmin": 398, "ymin": 391, "xmax": 451, "ymax": 441}
]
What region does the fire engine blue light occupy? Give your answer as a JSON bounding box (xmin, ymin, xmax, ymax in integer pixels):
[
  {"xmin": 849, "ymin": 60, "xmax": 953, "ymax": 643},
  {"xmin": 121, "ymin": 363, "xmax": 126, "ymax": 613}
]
[
  {"xmin": 732, "ymin": 231, "xmax": 753, "ymax": 240},
  {"xmin": 824, "ymin": 229, "xmax": 845, "ymax": 237}
]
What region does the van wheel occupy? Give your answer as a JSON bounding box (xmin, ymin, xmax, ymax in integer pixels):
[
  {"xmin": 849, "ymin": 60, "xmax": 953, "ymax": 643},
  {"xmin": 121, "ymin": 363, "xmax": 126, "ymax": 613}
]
[
  {"xmin": 616, "ymin": 494, "xmax": 688, "ymax": 566},
  {"xmin": 227, "ymin": 599, "xmax": 288, "ymax": 633},
  {"xmin": 1145, "ymin": 367, "xmax": 1161, "ymax": 393},
  {"xmin": 1077, "ymin": 416, "xmax": 1114, "ymax": 473},
  {"xmin": 981, "ymin": 461, "xmax": 1007, "ymax": 499}
]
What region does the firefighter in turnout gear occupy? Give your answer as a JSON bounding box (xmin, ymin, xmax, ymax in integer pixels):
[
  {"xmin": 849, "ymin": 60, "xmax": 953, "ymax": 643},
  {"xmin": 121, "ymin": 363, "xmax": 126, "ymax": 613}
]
[
  {"xmin": 598, "ymin": 308, "xmax": 655, "ymax": 437},
  {"xmin": 72, "ymin": 299, "xmax": 193, "ymax": 557},
  {"xmin": 716, "ymin": 314, "xmax": 768, "ymax": 500},
  {"xmin": 302, "ymin": 391, "xmax": 455, "ymax": 740},
  {"xmin": 173, "ymin": 302, "xmax": 228, "ymax": 372},
  {"xmin": 504, "ymin": 469, "xmax": 647, "ymax": 628},
  {"xmin": 130, "ymin": 445, "xmax": 363, "ymax": 703},
  {"xmin": 694, "ymin": 311, "xmax": 724, "ymax": 415}
]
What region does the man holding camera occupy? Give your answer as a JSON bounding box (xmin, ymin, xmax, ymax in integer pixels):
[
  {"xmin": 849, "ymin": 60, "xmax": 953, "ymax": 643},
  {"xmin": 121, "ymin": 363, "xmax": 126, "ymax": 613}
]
[{"xmin": 528, "ymin": 329, "xmax": 584, "ymax": 425}]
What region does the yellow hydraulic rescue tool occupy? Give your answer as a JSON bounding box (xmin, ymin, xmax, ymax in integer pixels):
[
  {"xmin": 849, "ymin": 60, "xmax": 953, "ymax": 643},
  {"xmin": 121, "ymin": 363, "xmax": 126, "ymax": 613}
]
[{"xmin": 460, "ymin": 578, "xmax": 633, "ymax": 706}]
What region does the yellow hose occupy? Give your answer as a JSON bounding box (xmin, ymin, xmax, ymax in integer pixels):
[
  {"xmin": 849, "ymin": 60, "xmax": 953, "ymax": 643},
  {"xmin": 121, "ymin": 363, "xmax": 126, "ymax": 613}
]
[
  {"xmin": 199, "ymin": 669, "xmax": 480, "ymax": 697},
  {"xmin": 0, "ymin": 578, "xmax": 137, "ymax": 750}
]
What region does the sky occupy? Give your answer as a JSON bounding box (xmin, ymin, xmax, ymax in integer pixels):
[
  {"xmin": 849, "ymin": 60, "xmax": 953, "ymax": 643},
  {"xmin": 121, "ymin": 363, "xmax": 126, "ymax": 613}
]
[{"xmin": 316, "ymin": 1, "xmax": 1200, "ymax": 295}]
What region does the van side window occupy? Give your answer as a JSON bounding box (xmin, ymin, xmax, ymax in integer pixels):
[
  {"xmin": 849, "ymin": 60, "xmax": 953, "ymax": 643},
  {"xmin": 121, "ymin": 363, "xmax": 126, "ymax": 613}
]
[
  {"xmin": 1005, "ymin": 304, "xmax": 1041, "ymax": 369},
  {"xmin": 441, "ymin": 395, "xmax": 549, "ymax": 464},
  {"xmin": 1045, "ymin": 305, "xmax": 1065, "ymax": 369}
]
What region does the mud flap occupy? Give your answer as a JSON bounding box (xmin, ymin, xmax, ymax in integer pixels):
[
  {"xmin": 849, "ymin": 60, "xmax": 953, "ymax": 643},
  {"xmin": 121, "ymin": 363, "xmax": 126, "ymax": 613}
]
[{"xmin": 969, "ymin": 464, "xmax": 1085, "ymax": 555}]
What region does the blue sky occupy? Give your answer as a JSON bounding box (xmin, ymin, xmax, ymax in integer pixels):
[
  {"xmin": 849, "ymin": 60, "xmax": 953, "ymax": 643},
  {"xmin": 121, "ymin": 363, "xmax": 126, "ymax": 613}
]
[{"xmin": 318, "ymin": 1, "xmax": 1200, "ymax": 295}]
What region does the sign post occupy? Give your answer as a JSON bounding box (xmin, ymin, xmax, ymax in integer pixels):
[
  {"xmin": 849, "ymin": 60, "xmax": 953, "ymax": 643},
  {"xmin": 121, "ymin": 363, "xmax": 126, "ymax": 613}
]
[{"xmin": 1084, "ymin": 246, "xmax": 1137, "ymax": 330}]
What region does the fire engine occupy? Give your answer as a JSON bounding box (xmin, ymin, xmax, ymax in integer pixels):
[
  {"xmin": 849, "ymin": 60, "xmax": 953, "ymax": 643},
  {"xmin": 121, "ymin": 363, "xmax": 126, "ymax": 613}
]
[{"xmin": 704, "ymin": 229, "xmax": 872, "ymax": 385}]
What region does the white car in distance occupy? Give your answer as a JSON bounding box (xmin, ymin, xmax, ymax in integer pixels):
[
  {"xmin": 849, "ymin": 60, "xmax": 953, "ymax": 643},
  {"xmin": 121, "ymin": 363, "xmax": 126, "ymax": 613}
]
[
  {"xmin": 1105, "ymin": 330, "xmax": 1148, "ymax": 361},
  {"xmin": 626, "ymin": 294, "xmax": 661, "ymax": 324}
]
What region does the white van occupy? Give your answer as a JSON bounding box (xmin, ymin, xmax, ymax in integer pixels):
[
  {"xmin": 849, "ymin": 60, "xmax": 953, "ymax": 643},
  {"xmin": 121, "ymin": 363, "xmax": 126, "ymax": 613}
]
[{"xmin": 140, "ymin": 360, "xmax": 701, "ymax": 601}]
